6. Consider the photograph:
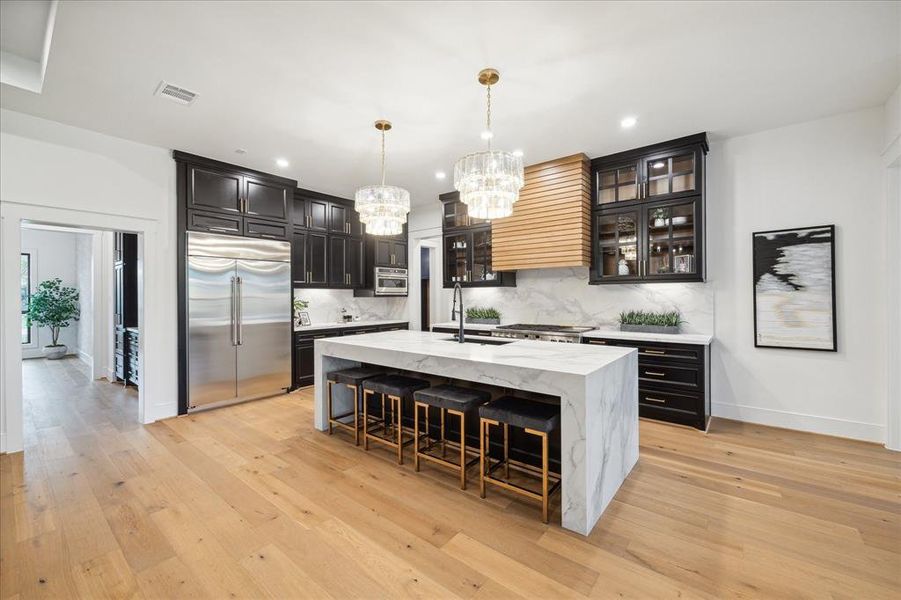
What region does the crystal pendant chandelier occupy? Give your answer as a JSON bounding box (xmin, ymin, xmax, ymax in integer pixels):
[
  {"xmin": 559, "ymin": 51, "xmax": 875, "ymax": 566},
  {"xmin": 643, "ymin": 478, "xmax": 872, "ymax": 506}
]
[
  {"xmin": 355, "ymin": 120, "xmax": 410, "ymax": 236},
  {"xmin": 454, "ymin": 68, "xmax": 524, "ymax": 220}
]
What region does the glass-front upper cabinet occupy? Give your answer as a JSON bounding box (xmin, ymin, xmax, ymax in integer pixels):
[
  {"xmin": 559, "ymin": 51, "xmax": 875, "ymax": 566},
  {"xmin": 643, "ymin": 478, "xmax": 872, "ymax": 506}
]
[
  {"xmin": 596, "ymin": 162, "xmax": 640, "ymax": 205},
  {"xmin": 444, "ymin": 233, "xmax": 469, "ymax": 283},
  {"xmin": 644, "ymin": 150, "xmax": 698, "ymax": 200},
  {"xmin": 443, "ymin": 198, "xmax": 486, "ymax": 229},
  {"xmin": 643, "ymin": 199, "xmax": 698, "ymax": 279},
  {"xmin": 471, "ymin": 229, "xmax": 496, "ymax": 283},
  {"xmin": 595, "ymin": 209, "xmax": 641, "ymax": 281}
]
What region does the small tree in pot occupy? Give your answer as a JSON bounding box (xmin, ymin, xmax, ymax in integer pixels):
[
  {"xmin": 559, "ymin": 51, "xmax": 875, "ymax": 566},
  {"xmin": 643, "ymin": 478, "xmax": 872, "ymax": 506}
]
[{"xmin": 26, "ymin": 278, "xmax": 79, "ymax": 359}]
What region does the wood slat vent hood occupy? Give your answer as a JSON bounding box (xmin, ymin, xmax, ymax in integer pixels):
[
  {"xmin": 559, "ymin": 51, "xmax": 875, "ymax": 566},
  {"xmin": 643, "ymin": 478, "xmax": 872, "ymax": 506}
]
[{"xmin": 491, "ymin": 153, "xmax": 591, "ymax": 271}]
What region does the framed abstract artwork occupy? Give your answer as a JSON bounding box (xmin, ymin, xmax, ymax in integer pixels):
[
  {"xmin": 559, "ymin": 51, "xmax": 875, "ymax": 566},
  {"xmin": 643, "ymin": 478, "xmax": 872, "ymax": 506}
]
[{"xmin": 752, "ymin": 225, "xmax": 837, "ymax": 351}]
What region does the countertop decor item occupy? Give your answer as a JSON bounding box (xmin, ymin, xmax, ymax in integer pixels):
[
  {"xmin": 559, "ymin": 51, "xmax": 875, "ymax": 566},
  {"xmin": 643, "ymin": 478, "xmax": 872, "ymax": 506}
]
[
  {"xmin": 619, "ymin": 309, "xmax": 683, "ymax": 335},
  {"xmin": 465, "ymin": 306, "xmax": 501, "ymax": 325},
  {"xmin": 26, "ymin": 278, "xmax": 80, "ymax": 359},
  {"xmin": 454, "ymin": 68, "xmax": 524, "ymax": 220},
  {"xmin": 354, "ymin": 120, "xmax": 410, "ymax": 236},
  {"xmin": 753, "ymin": 225, "xmax": 836, "ymax": 351}
]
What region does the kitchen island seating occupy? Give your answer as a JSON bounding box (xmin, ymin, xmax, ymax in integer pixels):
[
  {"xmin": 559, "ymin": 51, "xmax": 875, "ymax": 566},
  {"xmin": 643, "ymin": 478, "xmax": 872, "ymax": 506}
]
[
  {"xmin": 326, "ymin": 366, "xmax": 386, "ymax": 445},
  {"xmin": 412, "ymin": 384, "xmax": 491, "ymax": 489},
  {"xmin": 362, "ymin": 375, "xmax": 430, "ymax": 464},
  {"xmin": 479, "ymin": 396, "xmax": 562, "ymax": 523}
]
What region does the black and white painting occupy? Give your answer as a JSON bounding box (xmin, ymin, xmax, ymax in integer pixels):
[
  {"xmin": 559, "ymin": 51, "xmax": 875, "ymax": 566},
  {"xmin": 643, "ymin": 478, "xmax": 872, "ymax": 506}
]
[{"xmin": 752, "ymin": 225, "xmax": 836, "ymax": 351}]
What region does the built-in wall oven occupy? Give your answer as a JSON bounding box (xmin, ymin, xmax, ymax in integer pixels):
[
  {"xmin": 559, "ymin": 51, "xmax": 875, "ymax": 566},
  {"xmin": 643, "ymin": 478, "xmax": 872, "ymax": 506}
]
[{"xmin": 375, "ymin": 266, "xmax": 408, "ymax": 296}]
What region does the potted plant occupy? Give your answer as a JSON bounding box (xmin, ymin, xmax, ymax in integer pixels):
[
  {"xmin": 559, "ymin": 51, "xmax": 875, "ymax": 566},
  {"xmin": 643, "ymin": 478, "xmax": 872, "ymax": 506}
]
[
  {"xmin": 651, "ymin": 208, "xmax": 668, "ymax": 228},
  {"xmin": 465, "ymin": 306, "xmax": 501, "ymax": 325},
  {"xmin": 26, "ymin": 278, "xmax": 80, "ymax": 359},
  {"xmin": 293, "ymin": 298, "xmax": 310, "ymax": 327},
  {"xmin": 619, "ymin": 310, "xmax": 682, "ymax": 334}
]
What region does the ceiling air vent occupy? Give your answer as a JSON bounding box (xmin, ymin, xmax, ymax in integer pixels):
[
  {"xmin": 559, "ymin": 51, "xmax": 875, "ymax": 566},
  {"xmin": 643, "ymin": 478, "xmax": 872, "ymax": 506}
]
[{"xmin": 154, "ymin": 81, "xmax": 198, "ymax": 105}]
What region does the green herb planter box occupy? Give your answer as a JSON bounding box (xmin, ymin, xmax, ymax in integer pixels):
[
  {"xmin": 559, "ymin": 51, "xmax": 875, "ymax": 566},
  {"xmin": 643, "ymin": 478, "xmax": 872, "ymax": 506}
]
[
  {"xmin": 466, "ymin": 318, "xmax": 500, "ymax": 325},
  {"xmin": 620, "ymin": 324, "xmax": 680, "ymax": 335}
]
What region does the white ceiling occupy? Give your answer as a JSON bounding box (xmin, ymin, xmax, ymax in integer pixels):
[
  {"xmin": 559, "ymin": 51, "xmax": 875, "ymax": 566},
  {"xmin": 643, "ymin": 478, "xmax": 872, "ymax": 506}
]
[{"xmin": 1, "ymin": 1, "xmax": 898, "ymax": 206}]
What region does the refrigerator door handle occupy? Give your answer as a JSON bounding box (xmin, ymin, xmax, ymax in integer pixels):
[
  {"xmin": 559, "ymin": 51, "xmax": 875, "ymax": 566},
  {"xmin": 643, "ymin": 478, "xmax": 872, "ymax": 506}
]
[
  {"xmin": 236, "ymin": 276, "xmax": 244, "ymax": 346},
  {"xmin": 230, "ymin": 276, "xmax": 237, "ymax": 346}
]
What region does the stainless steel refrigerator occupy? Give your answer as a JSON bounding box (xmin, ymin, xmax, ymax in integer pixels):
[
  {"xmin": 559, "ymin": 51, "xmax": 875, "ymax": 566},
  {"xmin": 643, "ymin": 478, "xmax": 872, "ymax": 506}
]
[{"xmin": 187, "ymin": 231, "xmax": 291, "ymax": 412}]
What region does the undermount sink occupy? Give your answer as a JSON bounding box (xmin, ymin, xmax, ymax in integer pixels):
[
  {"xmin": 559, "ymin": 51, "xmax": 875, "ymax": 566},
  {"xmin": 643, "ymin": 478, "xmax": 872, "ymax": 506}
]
[{"xmin": 441, "ymin": 336, "xmax": 514, "ymax": 346}]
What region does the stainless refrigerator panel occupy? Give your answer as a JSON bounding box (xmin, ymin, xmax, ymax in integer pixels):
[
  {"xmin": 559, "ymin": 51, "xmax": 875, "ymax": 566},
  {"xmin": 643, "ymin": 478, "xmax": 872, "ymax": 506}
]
[
  {"xmin": 235, "ymin": 259, "xmax": 291, "ymax": 401},
  {"xmin": 188, "ymin": 256, "xmax": 237, "ymax": 411},
  {"xmin": 188, "ymin": 231, "xmax": 290, "ymax": 262}
]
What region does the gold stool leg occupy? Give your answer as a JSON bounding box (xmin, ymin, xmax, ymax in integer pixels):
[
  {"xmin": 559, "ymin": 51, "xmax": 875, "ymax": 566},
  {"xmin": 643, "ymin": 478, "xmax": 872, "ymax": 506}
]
[
  {"xmin": 414, "ymin": 402, "xmax": 421, "ymax": 472},
  {"xmin": 425, "ymin": 406, "xmax": 430, "ymax": 449},
  {"xmin": 541, "ymin": 431, "xmax": 549, "ymax": 524},
  {"xmin": 479, "ymin": 418, "xmax": 487, "ymax": 498},
  {"xmin": 441, "ymin": 409, "xmax": 446, "ymax": 458},
  {"xmin": 382, "ymin": 395, "xmax": 387, "ymax": 435},
  {"xmin": 363, "ymin": 389, "xmax": 370, "ymax": 451},
  {"xmin": 459, "ymin": 412, "xmax": 467, "ymax": 490},
  {"xmin": 394, "ymin": 395, "xmax": 404, "ymax": 465},
  {"xmin": 350, "ymin": 384, "xmax": 359, "ymax": 445},
  {"xmin": 503, "ymin": 423, "xmax": 510, "ymax": 478},
  {"xmin": 327, "ymin": 380, "xmax": 334, "ymax": 435}
]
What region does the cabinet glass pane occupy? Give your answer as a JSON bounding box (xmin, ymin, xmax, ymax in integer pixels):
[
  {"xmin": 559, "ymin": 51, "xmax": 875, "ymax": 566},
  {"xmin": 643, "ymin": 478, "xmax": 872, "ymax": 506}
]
[
  {"xmin": 445, "ymin": 234, "xmax": 468, "ymax": 283},
  {"xmin": 645, "ymin": 202, "xmax": 696, "ymax": 276},
  {"xmin": 599, "ymin": 188, "xmax": 615, "ymax": 204},
  {"xmin": 472, "ymin": 230, "xmax": 495, "ymax": 282},
  {"xmin": 616, "ymin": 166, "xmax": 637, "ymax": 201},
  {"xmin": 648, "ymin": 240, "xmax": 672, "ymax": 275},
  {"xmin": 600, "ymin": 245, "xmax": 638, "ymax": 277},
  {"xmin": 648, "ymin": 176, "xmax": 669, "ymax": 197}
]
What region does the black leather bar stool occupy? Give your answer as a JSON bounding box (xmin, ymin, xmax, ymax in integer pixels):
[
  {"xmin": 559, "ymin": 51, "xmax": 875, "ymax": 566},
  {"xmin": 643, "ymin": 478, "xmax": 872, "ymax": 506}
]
[
  {"xmin": 478, "ymin": 396, "xmax": 562, "ymax": 523},
  {"xmin": 326, "ymin": 366, "xmax": 386, "ymax": 445},
  {"xmin": 362, "ymin": 375, "xmax": 430, "ymax": 464},
  {"xmin": 412, "ymin": 384, "xmax": 490, "ymax": 489}
]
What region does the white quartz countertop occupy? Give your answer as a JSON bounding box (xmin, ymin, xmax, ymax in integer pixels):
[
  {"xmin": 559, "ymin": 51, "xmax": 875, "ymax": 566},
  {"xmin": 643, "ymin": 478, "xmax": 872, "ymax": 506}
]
[
  {"xmin": 432, "ymin": 321, "xmax": 712, "ymax": 345},
  {"xmin": 317, "ymin": 330, "xmax": 634, "ymax": 377},
  {"xmin": 582, "ymin": 329, "xmax": 713, "ymax": 345},
  {"xmin": 294, "ymin": 319, "xmax": 408, "ymax": 333}
]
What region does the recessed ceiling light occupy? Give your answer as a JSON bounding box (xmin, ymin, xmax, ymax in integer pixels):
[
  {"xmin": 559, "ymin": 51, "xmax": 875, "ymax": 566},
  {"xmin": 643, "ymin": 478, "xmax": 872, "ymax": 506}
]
[
  {"xmin": 235, "ymin": 148, "xmax": 247, "ymax": 154},
  {"xmin": 480, "ymin": 130, "xmax": 494, "ymax": 141},
  {"xmin": 275, "ymin": 158, "xmax": 289, "ymax": 168},
  {"xmin": 435, "ymin": 171, "xmax": 446, "ymax": 180},
  {"xmin": 620, "ymin": 116, "xmax": 638, "ymax": 129},
  {"xmin": 512, "ymin": 149, "xmax": 524, "ymax": 158},
  {"xmin": 652, "ymin": 161, "xmax": 665, "ymax": 169}
]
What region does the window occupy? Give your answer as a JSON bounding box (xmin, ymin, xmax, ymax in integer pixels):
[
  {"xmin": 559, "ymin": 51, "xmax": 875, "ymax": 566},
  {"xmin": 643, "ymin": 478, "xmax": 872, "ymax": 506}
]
[{"xmin": 20, "ymin": 253, "xmax": 31, "ymax": 344}]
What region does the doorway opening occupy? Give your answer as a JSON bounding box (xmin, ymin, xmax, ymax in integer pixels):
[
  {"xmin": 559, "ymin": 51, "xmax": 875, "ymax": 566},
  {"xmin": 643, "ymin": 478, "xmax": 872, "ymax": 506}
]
[
  {"xmin": 420, "ymin": 246, "xmax": 431, "ymax": 330},
  {"xmin": 18, "ymin": 222, "xmax": 143, "ymax": 446}
]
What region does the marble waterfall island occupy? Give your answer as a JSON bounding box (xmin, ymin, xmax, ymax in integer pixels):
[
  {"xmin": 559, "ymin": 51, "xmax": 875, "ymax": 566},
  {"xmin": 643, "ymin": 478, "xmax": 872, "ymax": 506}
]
[{"xmin": 314, "ymin": 330, "xmax": 638, "ymax": 535}]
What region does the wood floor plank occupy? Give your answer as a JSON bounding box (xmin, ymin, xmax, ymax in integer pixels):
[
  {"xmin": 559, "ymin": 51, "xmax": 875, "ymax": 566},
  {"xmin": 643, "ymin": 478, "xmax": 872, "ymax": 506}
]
[{"xmin": 2, "ymin": 358, "xmax": 899, "ymax": 599}]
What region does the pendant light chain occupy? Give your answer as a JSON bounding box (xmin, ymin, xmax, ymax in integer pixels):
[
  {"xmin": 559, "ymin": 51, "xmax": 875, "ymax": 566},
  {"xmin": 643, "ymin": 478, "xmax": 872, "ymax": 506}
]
[
  {"xmin": 380, "ymin": 127, "xmax": 387, "ymax": 186},
  {"xmin": 486, "ymin": 83, "xmax": 492, "ymax": 151}
]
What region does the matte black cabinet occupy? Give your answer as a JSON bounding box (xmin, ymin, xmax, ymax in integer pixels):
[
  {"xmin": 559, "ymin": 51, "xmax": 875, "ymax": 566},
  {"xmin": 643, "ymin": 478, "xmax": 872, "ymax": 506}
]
[
  {"xmin": 290, "ymin": 229, "xmax": 327, "ymax": 287},
  {"xmin": 582, "ymin": 336, "xmax": 710, "ymax": 430},
  {"xmin": 590, "ymin": 133, "xmax": 708, "ymax": 284},
  {"xmin": 114, "ymin": 233, "xmax": 138, "ymax": 385},
  {"xmin": 374, "ymin": 239, "xmax": 407, "ymax": 267},
  {"xmin": 183, "ymin": 159, "xmax": 291, "ymax": 223},
  {"xmin": 295, "ymin": 190, "xmax": 363, "ymax": 238},
  {"xmin": 292, "ymin": 190, "xmax": 366, "ymax": 289},
  {"xmin": 440, "ymin": 192, "xmax": 515, "ymax": 288}
]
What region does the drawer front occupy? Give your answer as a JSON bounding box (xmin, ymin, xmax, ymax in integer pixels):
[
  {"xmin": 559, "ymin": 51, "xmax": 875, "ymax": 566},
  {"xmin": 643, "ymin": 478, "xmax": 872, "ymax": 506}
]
[
  {"xmin": 342, "ymin": 327, "xmax": 379, "ymax": 336},
  {"xmin": 114, "ymin": 354, "xmax": 125, "ymax": 379},
  {"xmin": 115, "ymin": 331, "xmax": 126, "ymax": 353},
  {"xmin": 244, "ymin": 218, "xmax": 289, "ymax": 240},
  {"xmin": 188, "ymin": 209, "xmax": 243, "ymax": 235},
  {"xmin": 295, "ymin": 331, "xmax": 332, "ymax": 344},
  {"xmin": 640, "ymin": 363, "xmax": 699, "ymax": 387},
  {"xmin": 378, "ymin": 324, "xmax": 408, "ymax": 331},
  {"xmin": 639, "ymin": 387, "xmax": 700, "ymax": 413},
  {"xmin": 639, "ymin": 403, "xmax": 705, "ymax": 429},
  {"xmin": 635, "ymin": 343, "xmax": 701, "ymax": 363}
]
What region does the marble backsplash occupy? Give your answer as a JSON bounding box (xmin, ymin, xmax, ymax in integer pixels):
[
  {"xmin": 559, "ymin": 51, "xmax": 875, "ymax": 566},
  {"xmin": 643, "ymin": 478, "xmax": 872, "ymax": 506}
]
[
  {"xmin": 294, "ymin": 288, "xmax": 408, "ymax": 325},
  {"xmin": 456, "ymin": 267, "xmax": 714, "ymax": 334}
]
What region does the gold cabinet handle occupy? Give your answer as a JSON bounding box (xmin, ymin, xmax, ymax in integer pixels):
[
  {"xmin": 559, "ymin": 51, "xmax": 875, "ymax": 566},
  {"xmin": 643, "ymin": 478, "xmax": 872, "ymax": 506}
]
[
  {"xmin": 645, "ymin": 371, "xmax": 666, "ymax": 377},
  {"xmin": 643, "ymin": 349, "xmax": 665, "ymax": 355},
  {"xmin": 644, "ymin": 396, "xmax": 666, "ymax": 403}
]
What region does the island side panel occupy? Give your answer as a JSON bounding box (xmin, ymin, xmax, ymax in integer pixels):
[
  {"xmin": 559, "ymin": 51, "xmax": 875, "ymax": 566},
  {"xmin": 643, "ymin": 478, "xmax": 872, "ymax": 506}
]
[
  {"xmin": 559, "ymin": 375, "xmax": 591, "ymax": 534},
  {"xmin": 313, "ymin": 343, "xmax": 360, "ymax": 432},
  {"xmin": 585, "ymin": 350, "xmax": 639, "ymax": 532}
]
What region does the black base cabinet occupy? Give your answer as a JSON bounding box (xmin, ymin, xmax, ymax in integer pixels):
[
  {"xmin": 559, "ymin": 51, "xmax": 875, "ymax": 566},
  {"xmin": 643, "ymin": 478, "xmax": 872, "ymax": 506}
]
[
  {"xmin": 583, "ymin": 337, "xmax": 710, "ymax": 430},
  {"xmin": 292, "ymin": 323, "xmax": 409, "ymax": 389}
]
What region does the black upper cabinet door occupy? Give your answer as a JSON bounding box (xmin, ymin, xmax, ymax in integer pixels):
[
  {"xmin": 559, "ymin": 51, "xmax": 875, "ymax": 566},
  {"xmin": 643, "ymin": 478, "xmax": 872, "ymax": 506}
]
[
  {"xmin": 292, "ymin": 196, "xmax": 308, "ymax": 227},
  {"xmin": 307, "ymin": 233, "xmax": 328, "ymax": 286},
  {"xmin": 348, "ymin": 238, "xmax": 364, "ymax": 287},
  {"xmin": 308, "ymin": 198, "xmax": 329, "ymax": 231},
  {"xmin": 244, "ymin": 177, "xmax": 289, "ymax": 221},
  {"xmin": 328, "ymin": 203, "xmax": 349, "ymax": 235},
  {"xmin": 188, "ymin": 165, "xmax": 242, "ymax": 214},
  {"xmin": 392, "ymin": 241, "xmax": 407, "ymax": 267},
  {"xmin": 347, "ymin": 207, "xmax": 364, "ymax": 238},
  {"xmin": 374, "ymin": 239, "xmax": 392, "ymax": 266},
  {"xmin": 328, "ymin": 236, "xmax": 349, "ymax": 287},
  {"xmin": 292, "ymin": 230, "xmax": 307, "ymax": 284}
]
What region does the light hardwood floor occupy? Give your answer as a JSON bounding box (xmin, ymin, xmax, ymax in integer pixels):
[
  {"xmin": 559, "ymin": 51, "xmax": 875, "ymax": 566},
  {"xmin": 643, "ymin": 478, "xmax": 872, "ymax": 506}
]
[{"xmin": 2, "ymin": 357, "xmax": 899, "ymax": 599}]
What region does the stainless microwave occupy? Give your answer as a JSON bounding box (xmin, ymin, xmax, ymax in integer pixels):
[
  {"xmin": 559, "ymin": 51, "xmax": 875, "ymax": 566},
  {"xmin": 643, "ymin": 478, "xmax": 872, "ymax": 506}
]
[{"xmin": 374, "ymin": 267, "xmax": 408, "ymax": 296}]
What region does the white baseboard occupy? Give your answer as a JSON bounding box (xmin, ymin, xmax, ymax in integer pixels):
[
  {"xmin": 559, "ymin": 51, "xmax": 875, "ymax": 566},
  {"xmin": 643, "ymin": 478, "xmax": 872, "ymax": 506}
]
[
  {"xmin": 712, "ymin": 402, "xmax": 885, "ymax": 444},
  {"xmin": 77, "ymin": 350, "xmax": 92, "ymax": 366}
]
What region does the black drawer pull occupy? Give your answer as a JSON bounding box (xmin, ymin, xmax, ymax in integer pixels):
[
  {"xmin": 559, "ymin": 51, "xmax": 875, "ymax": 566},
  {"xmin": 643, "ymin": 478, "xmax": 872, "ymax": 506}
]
[
  {"xmin": 644, "ymin": 396, "xmax": 667, "ymax": 404},
  {"xmin": 645, "ymin": 371, "xmax": 666, "ymax": 377}
]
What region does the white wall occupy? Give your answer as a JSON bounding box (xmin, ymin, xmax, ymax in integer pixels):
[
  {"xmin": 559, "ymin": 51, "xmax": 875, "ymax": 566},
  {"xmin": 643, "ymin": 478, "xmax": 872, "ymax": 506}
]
[
  {"xmin": 708, "ymin": 108, "xmax": 887, "ymax": 442},
  {"xmin": 1, "ymin": 109, "xmax": 177, "ymax": 453},
  {"xmin": 20, "ymin": 228, "xmax": 83, "ymax": 357},
  {"xmin": 883, "ymin": 83, "xmax": 901, "ymax": 451},
  {"xmin": 74, "ymin": 232, "xmax": 93, "ymax": 363}
]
